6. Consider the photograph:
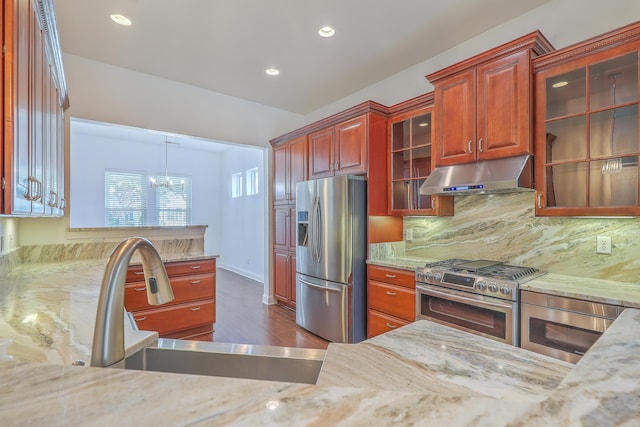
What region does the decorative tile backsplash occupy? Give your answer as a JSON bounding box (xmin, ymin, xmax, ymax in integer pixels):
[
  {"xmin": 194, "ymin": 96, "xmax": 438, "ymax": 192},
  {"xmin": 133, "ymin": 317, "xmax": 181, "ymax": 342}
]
[{"xmin": 375, "ymin": 192, "xmax": 640, "ymax": 283}]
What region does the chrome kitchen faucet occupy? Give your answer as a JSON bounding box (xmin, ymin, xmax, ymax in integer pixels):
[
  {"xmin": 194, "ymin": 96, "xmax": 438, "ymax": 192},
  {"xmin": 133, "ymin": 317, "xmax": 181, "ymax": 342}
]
[{"xmin": 91, "ymin": 237, "xmax": 174, "ymax": 368}]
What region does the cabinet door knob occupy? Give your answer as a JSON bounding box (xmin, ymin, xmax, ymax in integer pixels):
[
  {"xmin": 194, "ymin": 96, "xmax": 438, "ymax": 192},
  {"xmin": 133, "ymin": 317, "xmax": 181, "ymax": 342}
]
[
  {"xmin": 478, "ymin": 138, "xmax": 483, "ymax": 152},
  {"xmin": 537, "ymin": 193, "xmax": 544, "ymax": 209},
  {"xmin": 467, "ymin": 140, "xmax": 473, "ymax": 153}
]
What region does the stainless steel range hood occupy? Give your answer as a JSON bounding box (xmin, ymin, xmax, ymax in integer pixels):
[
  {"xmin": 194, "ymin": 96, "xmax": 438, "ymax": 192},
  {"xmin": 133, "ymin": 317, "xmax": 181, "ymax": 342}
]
[{"xmin": 420, "ymin": 155, "xmax": 533, "ymax": 195}]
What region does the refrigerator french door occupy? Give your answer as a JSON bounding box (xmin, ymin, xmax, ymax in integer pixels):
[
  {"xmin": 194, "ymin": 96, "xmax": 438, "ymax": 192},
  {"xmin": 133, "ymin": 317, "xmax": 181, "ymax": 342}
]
[{"xmin": 295, "ymin": 175, "xmax": 366, "ymax": 343}]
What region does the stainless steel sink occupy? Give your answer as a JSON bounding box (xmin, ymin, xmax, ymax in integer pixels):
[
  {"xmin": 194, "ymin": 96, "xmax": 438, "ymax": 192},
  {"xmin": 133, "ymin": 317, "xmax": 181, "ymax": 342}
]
[{"xmin": 124, "ymin": 339, "xmax": 326, "ymax": 384}]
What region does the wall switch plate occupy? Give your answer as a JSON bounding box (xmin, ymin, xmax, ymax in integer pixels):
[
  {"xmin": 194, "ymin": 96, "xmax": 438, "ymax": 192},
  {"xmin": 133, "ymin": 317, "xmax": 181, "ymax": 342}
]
[{"xmin": 596, "ymin": 236, "xmax": 612, "ymax": 254}]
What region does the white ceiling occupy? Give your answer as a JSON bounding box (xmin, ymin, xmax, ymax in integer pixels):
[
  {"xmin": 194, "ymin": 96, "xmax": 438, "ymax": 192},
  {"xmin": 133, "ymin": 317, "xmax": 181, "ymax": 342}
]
[{"xmin": 54, "ymin": 0, "xmax": 552, "ymax": 115}]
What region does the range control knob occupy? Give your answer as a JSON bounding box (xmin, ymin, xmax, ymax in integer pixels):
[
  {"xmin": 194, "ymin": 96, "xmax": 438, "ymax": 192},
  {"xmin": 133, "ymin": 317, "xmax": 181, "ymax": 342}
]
[
  {"xmin": 416, "ymin": 272, "xmax": 424, "ymax": 281},
  {"xmin": 488, "ymin": 283, "xmax": 499, "ymax": 293},
  {"xmin": 476, "ymin": 280, "xmax": 487, "ymax": 291},
  {"xmin": 425, "ymin": 272, "xmax": 433, "ymax": 280},
  {"xmin": 433, "ymin": 273, "xmax": 442, "ymax": 281},
  {"xmin": 500, "ymin": 286, "xmax": 512, "ymax": 295}
]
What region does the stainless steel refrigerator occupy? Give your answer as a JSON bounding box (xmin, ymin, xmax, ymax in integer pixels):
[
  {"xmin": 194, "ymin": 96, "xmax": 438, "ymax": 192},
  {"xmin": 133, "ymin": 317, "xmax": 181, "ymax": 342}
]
[{"xmin": 295, "ymin": 175, "xmax": 367, "ymax": 343}]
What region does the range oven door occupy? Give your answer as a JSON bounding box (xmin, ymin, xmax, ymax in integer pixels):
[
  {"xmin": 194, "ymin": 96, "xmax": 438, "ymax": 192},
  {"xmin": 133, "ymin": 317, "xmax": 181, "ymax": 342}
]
[{"xmin": 416, "ymin": 283, "xmax": 517, "ymax": 346}]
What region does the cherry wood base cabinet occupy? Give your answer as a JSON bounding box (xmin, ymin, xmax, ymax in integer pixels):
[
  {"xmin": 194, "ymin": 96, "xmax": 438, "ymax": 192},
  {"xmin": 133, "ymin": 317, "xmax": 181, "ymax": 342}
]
[
  {"xmin": 125, "ymin": 257, "xmax": 217, "ymax": 341},
  {"xmin": 533, "ymin": 22, "xmax": 640, "ymax": 216},
  {"xmin": 367, "ymin": 265, "xmax": 415, "ymax": 338},
  {"xmin": 427, "ymin": 31, "xmax": 554, "ymax": 167}
]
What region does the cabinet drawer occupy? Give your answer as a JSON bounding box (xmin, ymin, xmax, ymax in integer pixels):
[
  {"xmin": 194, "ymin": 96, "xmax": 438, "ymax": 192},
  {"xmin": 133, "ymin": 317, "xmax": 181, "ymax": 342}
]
[
  {"xmin": 367, "ymin": 265, "xmax": 415, "ymax": 289},
  {"xmin": 163, "ymin": 325, "xmax": 214, "ymax": 341},
  {"xmin": 368, "ymin": 310, "xmax": 410, "ymax": 338},
  {"xmin": 368, "ymin": 280, "xmax": 415, "ymax": 322},
  {"xmin": 127, "ymin": 258, "xmax": 216, "ymax": 281},
  {"xmin": 132, "ymin": 299, "xmax": 215, "ymax": 335},
  {"xmin": 125, "ymin": 274, "xmax": 215, "ymax": 311}
]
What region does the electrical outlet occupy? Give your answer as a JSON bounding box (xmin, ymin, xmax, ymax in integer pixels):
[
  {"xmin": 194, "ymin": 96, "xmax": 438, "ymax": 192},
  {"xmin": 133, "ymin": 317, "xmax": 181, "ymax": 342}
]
[
  {"xmin": 596, "ymin": 236, "xmax": 612, "ymax": 254},
  {"xmin": 405, "ymin": 229, "xmax": 413, "ymax": 241}
]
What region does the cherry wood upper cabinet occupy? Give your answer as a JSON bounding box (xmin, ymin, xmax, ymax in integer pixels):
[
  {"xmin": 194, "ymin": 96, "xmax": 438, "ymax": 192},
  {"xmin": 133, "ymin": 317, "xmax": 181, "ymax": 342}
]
[
  {"xmin": 533, "ymin": 22, "xmax": 640, "ymax": 216},
  {"xmin": 309, "ymin": 115, "xmax": 368, "ymax": 179},
  {"xmin": 387, "ymin": 93, "xmax": 453, "ymax": 216},
  {"xmin": 427, "ymin": 31, "xmax": 554, "ymax": 167},
  {"xmin": 273, "ymin": 135, "xmax": 307, "ymax": 205},
  {"xmin": 308, "ymin": 127, "xmax": 335, "ymax": 179},
  {"xmin": 2, "ymin": 0, "xmax": 69, "ymax": 216}
]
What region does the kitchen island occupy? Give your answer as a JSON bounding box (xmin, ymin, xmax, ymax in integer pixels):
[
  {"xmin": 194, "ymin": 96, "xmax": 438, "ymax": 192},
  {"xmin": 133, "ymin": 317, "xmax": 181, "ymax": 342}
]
[{"xmin": 1, "ymin": 256, "xmax": 639, "ymax": 425}]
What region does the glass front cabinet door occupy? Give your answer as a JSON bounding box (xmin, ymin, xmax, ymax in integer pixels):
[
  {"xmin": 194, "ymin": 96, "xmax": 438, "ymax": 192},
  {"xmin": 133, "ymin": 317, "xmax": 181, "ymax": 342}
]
[
  {"xmin": 388, "ymin": 105, "xmax": 453, "ymax": 216},
  {"xmin": 533, "ymin": 25, "xmax": 640, "ymax": 216}
]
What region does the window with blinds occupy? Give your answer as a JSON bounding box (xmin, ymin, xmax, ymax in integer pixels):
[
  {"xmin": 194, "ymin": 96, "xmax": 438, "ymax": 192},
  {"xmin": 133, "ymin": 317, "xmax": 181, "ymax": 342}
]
[
  {"xmin": 156, "ymin": 175, "xmax": 192, "ymax": 226},
  {"xmin": 105, "ymin": 170, "xmax": 147, "ymax": 226}
]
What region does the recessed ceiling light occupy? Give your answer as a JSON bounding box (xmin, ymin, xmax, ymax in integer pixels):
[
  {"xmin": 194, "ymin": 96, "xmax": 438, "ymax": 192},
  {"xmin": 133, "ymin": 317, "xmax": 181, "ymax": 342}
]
[
  {"xmin": 552, "ymin": 81, "xmax": 568, "ymax": 88},
  {"xmin": 110, "ymin": 14, "xmax": 132, "ymax": 26},
  {"xmin": 265, "ymin": 68, "xmax": 280, "ymax": 76},
  {"xmin": 318, "ymin": 26, "xmax": 336, "ymax": 38}
]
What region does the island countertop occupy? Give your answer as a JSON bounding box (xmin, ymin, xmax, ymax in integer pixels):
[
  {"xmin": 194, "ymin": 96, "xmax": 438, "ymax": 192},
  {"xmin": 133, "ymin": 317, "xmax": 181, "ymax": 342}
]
[{"xmin": 1, "ymin": 256, "xmax": 640, "ymax": 425}]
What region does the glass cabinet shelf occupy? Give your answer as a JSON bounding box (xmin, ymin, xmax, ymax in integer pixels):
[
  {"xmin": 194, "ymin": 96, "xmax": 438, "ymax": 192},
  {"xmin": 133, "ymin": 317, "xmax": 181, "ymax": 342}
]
[
  {"xmin": 536, "ymin": 48, "xmax": 640, "ymax": 214},
  {"xmin": 390, "ymin": 111, "xmax": 434, "ymax": 211}
]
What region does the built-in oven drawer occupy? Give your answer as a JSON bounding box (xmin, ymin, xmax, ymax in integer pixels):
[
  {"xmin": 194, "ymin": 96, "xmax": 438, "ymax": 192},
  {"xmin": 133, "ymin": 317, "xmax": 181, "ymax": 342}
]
[
  {"xmin": 416, "ymin": 283, "xmax": 517, "ymax": 346},
  {"xmin": 520, "ymin": 291, "xmax": 621, "ymax": 363}
]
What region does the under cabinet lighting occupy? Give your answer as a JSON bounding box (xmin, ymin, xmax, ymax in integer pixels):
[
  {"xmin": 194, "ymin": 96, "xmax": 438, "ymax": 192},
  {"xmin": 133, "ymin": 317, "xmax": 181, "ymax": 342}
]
[
  {"xmin": 318, "ymin": 26, "xmax": 336, "ymax": 38},
  {"xmin": 418, "ymin": 122, "xmax": 429, "ymax": 127},
  {"xmin": 110, "ymin": 14, "xmax": 132, "ymax": 26},
  {"xmin": 552, "ymin": 81, "xmax": 568, "ymax": 88},
  {"xmin": 265, "ymin": 68, "xmax": 280, "ymax": 76}
]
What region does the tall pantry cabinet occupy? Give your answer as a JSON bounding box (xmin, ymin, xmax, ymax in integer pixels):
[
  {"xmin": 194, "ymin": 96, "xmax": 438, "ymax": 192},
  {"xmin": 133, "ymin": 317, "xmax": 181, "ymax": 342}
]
[{"xmin": 2, "ymin": 0, "xmax": 69, "ymax": 216}]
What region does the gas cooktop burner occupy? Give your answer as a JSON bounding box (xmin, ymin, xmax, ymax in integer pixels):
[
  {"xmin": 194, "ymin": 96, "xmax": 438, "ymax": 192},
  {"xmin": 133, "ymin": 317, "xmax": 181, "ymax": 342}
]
[{"xmin": 423, "ymin": 259, "xmax": 543, "ymax": 282}]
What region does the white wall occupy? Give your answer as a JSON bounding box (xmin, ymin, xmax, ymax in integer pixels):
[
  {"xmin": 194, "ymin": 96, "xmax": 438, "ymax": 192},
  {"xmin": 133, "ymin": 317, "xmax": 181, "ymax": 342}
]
[
  {"xmin": 218, "ymin": 146, "xmax": 266, "ymax": 282},
  {"xmin": 0, "ymin": 218, "xmax": 19, "ymax": 254},
  {"xmin": 305, "ymin": 0, "xmax": 640, "ymax": 123}
]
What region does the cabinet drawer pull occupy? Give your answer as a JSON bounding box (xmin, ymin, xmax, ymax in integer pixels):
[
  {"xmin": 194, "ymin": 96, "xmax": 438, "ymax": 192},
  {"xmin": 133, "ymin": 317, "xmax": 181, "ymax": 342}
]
[
  {"xmin": 478, "ymin": 138, "xmax": 483, "ymax": 152},
  {"xmin": 385, "ymin": 323, "xmax": 397, "ymax": 329},
  {"xmin": 190, "ymin": 307, "xmax": 201, "ymax": 311},
  {"xmin": 467, "ymin": 140, "xmax": 473, "ymax": 153},
  {"xmin": 537, "ymin": 193, "xmax": 544, "ymax": 209},
  {"xmin": 134, "ymin": 287, "xmax": 146, "ymax": 292},
  {"xmin": 190, "ymin": 280, "xmax": 201, "ymax": 284},
  {"xmin": 134, "ymin": 271, "xmax": 144, "ymax": 276},
  {"xmin": 385, "ymin": 291, "xmax": 397, "ymax": 296},
  {"xmin": 190, "ymin": 265, "xmax": 202, "ymax": 270},
  {"xmin": 385, "ymin": 274, "xmax": 396, "ymax": 279},
  {"xmin": 134, "ymin": 317, "xmax": 147, "ymax": 322}
]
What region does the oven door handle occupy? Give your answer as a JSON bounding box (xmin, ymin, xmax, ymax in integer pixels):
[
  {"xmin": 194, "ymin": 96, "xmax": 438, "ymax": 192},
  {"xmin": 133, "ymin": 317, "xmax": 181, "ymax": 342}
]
[{"xmin": 419, "ymin": 286, "xmax": 512, "ymax": 311}]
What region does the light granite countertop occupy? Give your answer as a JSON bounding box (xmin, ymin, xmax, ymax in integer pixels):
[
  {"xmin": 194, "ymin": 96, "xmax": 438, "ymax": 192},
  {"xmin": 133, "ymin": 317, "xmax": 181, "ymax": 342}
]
[
  {"xmin": 369, "ymin": 257, "xmax": 640, "ymax": 308},
  {"xmin": 1, "ymin": 257, "xmax": 640, "ymax": 425}
]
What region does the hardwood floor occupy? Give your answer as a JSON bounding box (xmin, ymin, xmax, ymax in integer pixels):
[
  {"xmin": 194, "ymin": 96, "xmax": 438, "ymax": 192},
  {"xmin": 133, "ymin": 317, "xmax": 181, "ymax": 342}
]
[{"xmin": 213, "ymin": 268, "xmax": 329, "ymax": 349}]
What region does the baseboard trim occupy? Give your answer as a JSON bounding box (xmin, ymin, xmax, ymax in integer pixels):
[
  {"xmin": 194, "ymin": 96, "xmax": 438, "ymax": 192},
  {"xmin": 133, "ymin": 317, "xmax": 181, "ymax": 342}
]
[
  {"xmin": 262, "ymin": 293, "xmax": 277, "ymax": 305},
  {"xmin": 217, "ymin": 262, "xmax": 264, "ymax": 283}
]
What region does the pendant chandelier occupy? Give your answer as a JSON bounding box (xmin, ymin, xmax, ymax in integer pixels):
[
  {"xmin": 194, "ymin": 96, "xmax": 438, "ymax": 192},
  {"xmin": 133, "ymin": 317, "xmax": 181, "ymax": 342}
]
[{"xmin": 149, "ymin": 136, "xmax": 185, "ymax": 189}]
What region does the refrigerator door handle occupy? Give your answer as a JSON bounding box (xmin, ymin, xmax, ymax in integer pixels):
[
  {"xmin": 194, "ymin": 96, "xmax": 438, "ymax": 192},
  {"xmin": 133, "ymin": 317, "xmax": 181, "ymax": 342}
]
[
  {"xmin": 298, "ymin": 277, "xmax": 342, "ymax": 293},
  {"xmin": 311, "ymin": 196, "xmax": 322, "ymax": 263}
]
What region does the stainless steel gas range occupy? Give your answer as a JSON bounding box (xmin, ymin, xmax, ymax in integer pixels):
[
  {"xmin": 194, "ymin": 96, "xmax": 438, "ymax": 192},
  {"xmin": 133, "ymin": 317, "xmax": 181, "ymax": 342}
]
[{"xmin": 415, "ymin": 259, "xmax": 546, "ymax": 346}]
